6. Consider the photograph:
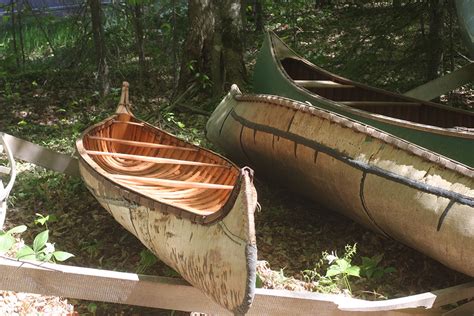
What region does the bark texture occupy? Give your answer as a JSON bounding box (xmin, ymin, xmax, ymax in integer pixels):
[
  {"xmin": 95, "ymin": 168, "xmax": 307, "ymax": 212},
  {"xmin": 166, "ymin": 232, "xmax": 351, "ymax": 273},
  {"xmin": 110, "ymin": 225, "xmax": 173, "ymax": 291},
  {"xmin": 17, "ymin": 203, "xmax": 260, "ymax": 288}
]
[{"xmin": 177, "ymin": 0, "xmax": 246, "ymax": 97}]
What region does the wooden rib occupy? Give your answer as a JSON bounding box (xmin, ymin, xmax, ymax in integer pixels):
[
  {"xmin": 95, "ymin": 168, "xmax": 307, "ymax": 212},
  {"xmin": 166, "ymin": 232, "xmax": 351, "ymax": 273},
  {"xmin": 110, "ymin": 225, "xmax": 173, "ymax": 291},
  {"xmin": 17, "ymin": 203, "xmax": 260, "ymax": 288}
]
[
  {"xmin": 340, "ymin": 101, "xmax": 421, "ymax": 107},
  {"xmin": 86, "ymin": 151, "xmax": 229, "ymax": 168},
  {"xmin": 112, "ymin": 120, "xmax": 144, "ymax": 126},
  {"xmin": 111, "ymin": 174, "xmax": 234, "ymax": 190},
  {"xmin": 295, "ymin": 80, "xmax": 354, "ymax": 88},
  {"xmin": 87, "ymin": 136, "xmax": 198, "ymax": 152}
]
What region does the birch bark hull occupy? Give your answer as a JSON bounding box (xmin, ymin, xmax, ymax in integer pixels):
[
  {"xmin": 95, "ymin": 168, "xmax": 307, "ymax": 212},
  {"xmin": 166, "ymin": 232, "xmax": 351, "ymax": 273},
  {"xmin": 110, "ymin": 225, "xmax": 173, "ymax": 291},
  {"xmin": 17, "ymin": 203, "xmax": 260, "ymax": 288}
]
[
  {"xmin": 207, "ymin": 86, "xmax": 474, "ymax": 277},
  {"xmin": 76, "ymin": 83, "xmax": 257, "ymax": 313}
]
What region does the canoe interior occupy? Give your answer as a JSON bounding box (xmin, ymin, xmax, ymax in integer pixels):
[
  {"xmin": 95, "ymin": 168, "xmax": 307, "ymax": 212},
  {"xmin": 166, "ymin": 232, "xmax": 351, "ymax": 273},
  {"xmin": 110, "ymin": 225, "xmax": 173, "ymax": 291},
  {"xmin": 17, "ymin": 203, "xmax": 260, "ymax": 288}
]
[
  {"xmin": 281, "ymin": 57, "xmax": 474, "ymax": 129},
  {"xmin": 82, "ymin": 113, "xmax": 239, "ymax": 215}
]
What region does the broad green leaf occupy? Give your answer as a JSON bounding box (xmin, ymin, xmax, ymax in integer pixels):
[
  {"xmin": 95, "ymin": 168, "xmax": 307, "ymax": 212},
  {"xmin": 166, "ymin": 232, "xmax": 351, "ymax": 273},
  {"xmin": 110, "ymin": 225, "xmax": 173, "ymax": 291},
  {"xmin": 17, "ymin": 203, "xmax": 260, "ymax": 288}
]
[
  {"xmin": 336, "ymin": 259, "xmax": 350, "ymax": 271},
  {"xmin": 7, "ymin": 225, "xmax": 27, "ymax": 235},
  {"xmin": 345, "ymin": 266, "xmax": 360, "ymax": 277},
  {"xmin": 0, "ymin": 235, "xmax": 15, "ymax": 253},
  {"xmin": 33, "ymin": 230, "xmax": 49, "ymax": 252},
  {"xmin": 326, "ymin": 265, "xmax": 342, "ymax": 277},
  {"xmin": 52, "ymin": 251, "xmax": 74, "ymax": 262},
  {"xmin": 16, "ymin": 245, "xmax": 36, "ymax": 260}
]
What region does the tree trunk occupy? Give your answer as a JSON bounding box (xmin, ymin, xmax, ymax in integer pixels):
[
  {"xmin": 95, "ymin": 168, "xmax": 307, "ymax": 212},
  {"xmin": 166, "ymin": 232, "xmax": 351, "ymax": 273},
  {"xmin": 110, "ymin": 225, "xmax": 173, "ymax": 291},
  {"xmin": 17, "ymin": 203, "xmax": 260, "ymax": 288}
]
[
  {"xmin": 10, "ymin": 0, "xmax": 20, "ymax": 69},
  {"xmin": 132, "ymin": 2, "xmax": 146, "ymax": 85},
  {"xmin": 219, "ymin": 0, "xmax": 246, "ymax": 91},
  {"xmin": 254, "ymin": 0, "xmax": 264, "ymax": 32},
  {"xmin": 89, "ymin": 0, "xmax": 109, "ymax": 96},
  {"xmin": 426, "ymin": 0, "xmax": 444, "ymax": 81},
  {"xmin": 177, "ymin": 0, "xmax": 246, "ymax": 98},
  {"xmin": 176, "ymin": 0, "xmax": 215, "ymax": 95}
]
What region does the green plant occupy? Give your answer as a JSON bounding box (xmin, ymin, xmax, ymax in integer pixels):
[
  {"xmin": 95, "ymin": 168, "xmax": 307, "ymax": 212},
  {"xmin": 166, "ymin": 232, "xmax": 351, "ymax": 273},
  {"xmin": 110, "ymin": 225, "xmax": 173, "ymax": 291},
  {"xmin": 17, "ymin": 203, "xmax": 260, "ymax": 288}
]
[
  {"xmin": 16, "ymin": 229, "xmax": 74, "ymax": 263},
  {"xmin": 0, "ymin": 225, "xmax": 28, "ymax": 254},
  {"xmin": 325, "ymin": 250, "xmax": 360, "ymax": 294},
  {"xmin": 0, "ymin": 215, "xmax": 74, "ymax": 263},
  {"xmin": 302, "ymin": 243, "xmax": 360, "ymax": 294},
  {"xmin": 136, "ymin": 249, "xmax": 157, "ymax": 274},
  {"xmin": 360, "ymin": 254, "xmax": 396, "ymax": 280},
  {"xmin": 34, "ymin": 213, "xmax": 58, "ymax": 229}
]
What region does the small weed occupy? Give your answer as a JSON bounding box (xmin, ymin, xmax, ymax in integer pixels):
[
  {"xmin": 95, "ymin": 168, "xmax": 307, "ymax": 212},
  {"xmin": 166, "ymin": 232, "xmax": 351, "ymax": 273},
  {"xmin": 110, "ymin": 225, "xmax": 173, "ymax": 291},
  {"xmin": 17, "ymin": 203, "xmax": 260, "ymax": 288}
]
[{"xmin": 360, "ymin": 253, "xmax": 396, "ymax": 280}]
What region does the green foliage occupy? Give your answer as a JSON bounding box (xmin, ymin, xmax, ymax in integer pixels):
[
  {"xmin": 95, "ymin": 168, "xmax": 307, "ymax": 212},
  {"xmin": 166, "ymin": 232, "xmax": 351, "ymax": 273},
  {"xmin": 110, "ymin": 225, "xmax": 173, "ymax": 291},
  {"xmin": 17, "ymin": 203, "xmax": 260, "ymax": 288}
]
[
  {"xmin": 360, "ymin": 254, "xmax": 396, "ymax": 280},
  {"xmin": 0, "ymin": 214, "xmax": 73, "ymax": 263},
  {"xmin": 136, "ymin": 249, "xmax": 157, "ymax": 274},
  {"xmin": 0, "ymin": 225, "xmax": 27, "ymax": 254}
]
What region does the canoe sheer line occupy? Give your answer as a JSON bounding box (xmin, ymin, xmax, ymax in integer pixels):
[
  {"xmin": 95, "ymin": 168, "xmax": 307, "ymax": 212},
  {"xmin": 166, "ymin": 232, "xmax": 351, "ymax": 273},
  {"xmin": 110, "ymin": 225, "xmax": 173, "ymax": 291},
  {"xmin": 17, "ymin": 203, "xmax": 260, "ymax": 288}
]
[
  {"xmin": 87, "ymin": 136, "xmax": 199, "ymax": 151},
  {"xmin": 294, "ymin": 80, "xmax": 354, "ymax": 88},
  {"xmin": 226, "ymin": 110, "xmax": 474, "ymax": 209},
  {"xmin": 86, "ymin": 151, "xmax": 231, "ymax": 168},
  {"xmin": 110, "ymin": 174, "xmax": 234, "ymax": 190}
]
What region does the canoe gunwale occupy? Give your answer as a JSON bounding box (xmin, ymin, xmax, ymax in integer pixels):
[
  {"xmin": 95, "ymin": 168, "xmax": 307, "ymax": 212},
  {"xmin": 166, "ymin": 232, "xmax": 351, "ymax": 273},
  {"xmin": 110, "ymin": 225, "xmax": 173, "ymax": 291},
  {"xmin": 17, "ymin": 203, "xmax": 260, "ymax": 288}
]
[
  {"xmin": 233, "ymin": 92, "xmax": 474, "ymax": 179},
  {"xmin": 267, "ymin": 31, "xmax": 474, "ymax": 140},
  {"xmin": 76, "ymin": 114, "xmax": 244, "ymax": 225}
]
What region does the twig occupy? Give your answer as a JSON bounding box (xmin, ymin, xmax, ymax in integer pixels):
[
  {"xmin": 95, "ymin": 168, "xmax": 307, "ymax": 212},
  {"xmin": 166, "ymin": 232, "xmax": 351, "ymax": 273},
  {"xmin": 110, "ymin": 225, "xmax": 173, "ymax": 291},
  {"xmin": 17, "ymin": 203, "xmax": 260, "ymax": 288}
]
[
  {"xmin": 0, "ymin": 254, "xmax": 63, "ymax": 272},
  {"xmin": 166, "ymin": 82, "xmax": 198, "ymax": 112}
]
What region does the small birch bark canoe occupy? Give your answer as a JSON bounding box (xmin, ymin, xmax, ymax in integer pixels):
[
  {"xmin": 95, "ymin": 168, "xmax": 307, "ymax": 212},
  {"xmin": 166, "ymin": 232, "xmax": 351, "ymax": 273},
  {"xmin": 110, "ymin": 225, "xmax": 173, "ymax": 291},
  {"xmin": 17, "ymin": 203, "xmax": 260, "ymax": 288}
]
[
  {"xmin": 0, "ymin": 133, "xmax": 16, "ymax": 229},
  {"xmin": 207, "ymin": 85, "xmax": 474, "ymax": 277},
  {"xmin": 76, "ymin": 82, "xmax": 258, "ymax": 314},
  {"xmin": 253, "ymin": 31, "xmax": 474, "ymax": 168}
]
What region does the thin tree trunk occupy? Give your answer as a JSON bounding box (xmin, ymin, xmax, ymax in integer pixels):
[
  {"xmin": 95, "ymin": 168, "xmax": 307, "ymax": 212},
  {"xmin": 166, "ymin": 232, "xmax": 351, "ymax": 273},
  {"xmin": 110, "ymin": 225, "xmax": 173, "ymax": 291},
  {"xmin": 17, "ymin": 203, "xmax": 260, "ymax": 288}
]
[
  {"xmin": 254, "ymin": 0, "xmax": 263, "ymax": 32},
  {"xmin": 89, "ymin": 0, "xmax": 109, "ymax": 96},
  {"xmin": 17, "ymin": 1, "xmax": 25, "ymax": 66},
  {"xmin": 132, "ymin": 2, "xmax": 146, "ymax": 85},
  {"xmin": 172, "ymin": 0, "xmax": 178, "ymax": 86},
  {"xmin": 426, "ymin": 0, "xmax": 444, "ymax": 81},
  {"xmin": 10, "ymin": 0, "xmax": 20, "ymax": 69}
]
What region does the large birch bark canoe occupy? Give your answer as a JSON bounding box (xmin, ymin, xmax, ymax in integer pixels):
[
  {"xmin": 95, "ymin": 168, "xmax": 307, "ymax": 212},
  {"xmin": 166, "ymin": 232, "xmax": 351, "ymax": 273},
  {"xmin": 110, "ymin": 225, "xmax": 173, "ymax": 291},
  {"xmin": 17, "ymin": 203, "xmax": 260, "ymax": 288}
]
[
  {"xmin": 253, "ymin": 32, "xmax": 474, "ymax": 168},
  {"xmin": 207, "ymin": 85, "xmax": 474, "ymax": 277},
  {"xmin": 76, "ymin": 82, "xmax": 258, "ymax": 314}
]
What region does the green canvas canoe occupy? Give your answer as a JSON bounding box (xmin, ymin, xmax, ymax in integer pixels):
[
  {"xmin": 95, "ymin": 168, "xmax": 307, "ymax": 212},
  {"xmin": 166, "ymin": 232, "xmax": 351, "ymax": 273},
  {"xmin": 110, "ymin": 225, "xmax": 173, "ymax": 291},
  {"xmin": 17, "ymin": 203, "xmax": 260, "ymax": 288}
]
[
  {"xmin": 456, "ymin": 0, "xmax": 474, "ymax": 58},
  {"xmin": 253, "ymin": 32, "xmax": 474, "ymax": 168}
]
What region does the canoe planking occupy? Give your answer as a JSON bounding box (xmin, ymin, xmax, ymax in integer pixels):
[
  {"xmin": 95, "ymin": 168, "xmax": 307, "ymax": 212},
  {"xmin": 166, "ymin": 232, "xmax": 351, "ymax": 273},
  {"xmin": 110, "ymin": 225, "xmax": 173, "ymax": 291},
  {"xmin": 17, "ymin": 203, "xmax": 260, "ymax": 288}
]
[
  {"xmin": 207, "ymin": 85, "xmax": 474, "ymax": 277},
  {"xmin": 253, "ymin": 31, "xmax": 474, "ymax": 168},
  {"xmin": 76, "ymin": 82, "xmax": 258, "ymax": 314}
]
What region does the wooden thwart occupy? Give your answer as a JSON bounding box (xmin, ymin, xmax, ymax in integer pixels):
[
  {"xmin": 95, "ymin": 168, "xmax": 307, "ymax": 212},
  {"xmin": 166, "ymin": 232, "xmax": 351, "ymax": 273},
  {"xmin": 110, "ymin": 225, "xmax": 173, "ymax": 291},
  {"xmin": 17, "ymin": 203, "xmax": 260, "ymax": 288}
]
[
  {"xmin": 295, "ymin": 80, "xmax": 354, "ymax": 88},
  {"xmin": 87, "ymin": 136, "xmax": 198, "ymax": 151},
  {"xmin": 112, "ymin": 120, "xmax": 144, "ymax": 126},
  {"xmin": 111, "ymin": 174, "xmax": 234, "ymax": 190},
  {"xmin": 86, "ymin": 151, "xmax": 229, "ymax": 168}
]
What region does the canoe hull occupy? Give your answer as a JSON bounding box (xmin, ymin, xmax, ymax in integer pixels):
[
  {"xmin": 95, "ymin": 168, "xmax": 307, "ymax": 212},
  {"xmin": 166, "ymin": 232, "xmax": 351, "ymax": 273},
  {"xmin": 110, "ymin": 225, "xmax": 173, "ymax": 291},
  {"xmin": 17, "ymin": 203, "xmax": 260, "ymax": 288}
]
[
  {"xmin": 76, "ymin": 83, "xmax": 258, "ymax": 313},
  {"xmin": 78, "ymin": 156, "xmax": 257, "ymax": 314},
  {"xmin": 207, "ymin": 86, "xmax": 474, "ymax": 277},
  {"xmin": 253, "ymin": 32, "xmax": 474, "ymax": 167}
]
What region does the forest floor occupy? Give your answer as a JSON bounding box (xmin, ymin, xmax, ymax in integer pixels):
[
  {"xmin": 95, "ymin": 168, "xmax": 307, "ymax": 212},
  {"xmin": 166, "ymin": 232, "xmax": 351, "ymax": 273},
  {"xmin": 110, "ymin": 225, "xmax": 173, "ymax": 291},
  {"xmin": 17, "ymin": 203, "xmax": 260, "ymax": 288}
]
[{"xmin": 0, "ymin": 72, "xmax": 471, "ymax": 315}]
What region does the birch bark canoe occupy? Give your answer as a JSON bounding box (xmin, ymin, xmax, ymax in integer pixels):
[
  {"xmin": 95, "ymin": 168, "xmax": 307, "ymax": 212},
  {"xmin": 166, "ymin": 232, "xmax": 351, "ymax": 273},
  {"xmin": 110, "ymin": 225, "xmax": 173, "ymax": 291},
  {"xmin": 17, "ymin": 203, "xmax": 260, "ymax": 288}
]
[
  {"xmin": 207, "ymin": 85, "xmax": 474, "ymax": 277},
  {"xmin": 253, "ymin": 32, "xmax": 474, "ymax": 168},
  {"xmin": 0, "ymin": 133, "xmax": 17, "ymax": 229},
  {"xmin": 76, "ymin": 82, "xmax": 258, "ymax": 314}
]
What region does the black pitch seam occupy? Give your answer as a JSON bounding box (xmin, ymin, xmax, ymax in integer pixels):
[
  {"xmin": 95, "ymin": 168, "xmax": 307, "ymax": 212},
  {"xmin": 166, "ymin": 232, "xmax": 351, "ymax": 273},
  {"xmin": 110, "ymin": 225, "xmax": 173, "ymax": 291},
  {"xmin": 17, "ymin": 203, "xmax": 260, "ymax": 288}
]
[
  {"xmin": 360, "ymin": 172, "xmax": 391, "ymax": 237},
  {"xmin": 437, "ymin": 200, "xmax": 456, "ymax": 231},
  {"xmin": 230, "ymin": 110, "xmax": 474, "ymax": 208}
]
